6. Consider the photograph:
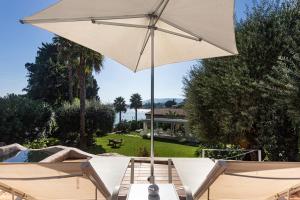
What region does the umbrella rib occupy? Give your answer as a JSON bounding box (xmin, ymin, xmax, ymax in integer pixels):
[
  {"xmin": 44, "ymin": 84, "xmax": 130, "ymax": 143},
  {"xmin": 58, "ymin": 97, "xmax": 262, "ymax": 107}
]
[
  {"xmin": 92, "ymin": 20, "xmax": 148, "ymax": 29},
  {"xmin": 20, "ymin": 14, "xmax": 147, "ymax": 24},
  {"xmin": 156, "ymin": 27, "xmax": 201, "ymax": 41},
  {"xmin": 153, "ymin": 0, "xmax": 170, "ymax": 26},
  {"xmin": 133, "ymin": 18, "xmax": 153, "ymax": 72},
  {"xmin": 153, "ymin": 0, "xmax": 166, "ymax": 15},
  {"xmin": 160, "ymin": 18, "xmax": 202, "ymax": 40},
  {"xmin": 160, "ymin": 18, "xmax": 237, "ymax": 54}
]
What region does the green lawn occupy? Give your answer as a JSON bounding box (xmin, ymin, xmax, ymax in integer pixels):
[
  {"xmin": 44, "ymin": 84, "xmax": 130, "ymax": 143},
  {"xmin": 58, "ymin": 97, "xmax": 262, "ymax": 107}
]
[{"xmin": 88, "ymin": 133, "xmax": 198, "ymax": 157}]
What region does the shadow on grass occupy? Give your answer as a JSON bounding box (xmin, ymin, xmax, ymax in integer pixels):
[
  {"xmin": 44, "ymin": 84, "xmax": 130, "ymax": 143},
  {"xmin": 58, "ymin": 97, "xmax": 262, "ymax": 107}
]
[{"xmin": 87, "ymin": 144, "xmax": 106, "ymax": 155}]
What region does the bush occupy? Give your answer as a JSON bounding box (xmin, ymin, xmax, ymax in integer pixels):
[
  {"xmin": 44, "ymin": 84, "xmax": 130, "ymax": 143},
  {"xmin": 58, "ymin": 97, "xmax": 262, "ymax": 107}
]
[
  {"xmin": 0, "ymin": 94, "xmax": 53, "ymax": 145},
  {"xmin": 95, "ymin": 129, "xmax": 107, "ymax": 137},
  {"xmin": 55, "ymin": 99, "xmax": 115, "ymax": 146},
  {"xmin": 195, "ymin": 143, "xmax": 258, "ymax": 161},
  {"xmin": 114, "ymin": 121, "xmax": 130, "ymax": 133},
  {"xmin": 137, "ymin": 146, "xmax": 150, "ymax": 157},
  {"xmin": 114, "ymin": 120, "xmax": 143, "ymax": 133},
  {"xmin": 24, "ymin": 137, "xmax": 60, "ymax": 149}
]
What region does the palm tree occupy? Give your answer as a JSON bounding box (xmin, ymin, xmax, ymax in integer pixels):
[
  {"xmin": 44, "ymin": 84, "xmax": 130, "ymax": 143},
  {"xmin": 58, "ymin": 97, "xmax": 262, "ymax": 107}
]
[
  {"xmin": 75, "ymin": 45, "xmax": 103, "ymax": 149},
  {"xmin": 130, "ymin": 93, "xmax": 143, "ymax": 121},
  {"xmin": 55, "ymin": 37, "xmax": 104, "ymax": 149},
  {"xmin": 114, "ymin": 97, "xmax": 127, "ymax": 123}
]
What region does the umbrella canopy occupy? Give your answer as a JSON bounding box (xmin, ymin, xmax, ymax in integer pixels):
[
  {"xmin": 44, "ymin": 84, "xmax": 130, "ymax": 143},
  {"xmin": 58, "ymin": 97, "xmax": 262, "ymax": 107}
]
[
  {"xmin": 21, "ymin": 0, "xmax": 238, "ymax": 71},
  {"xmin": 21, "ymin": 0, "xmax": 238, "ymax": 185}
]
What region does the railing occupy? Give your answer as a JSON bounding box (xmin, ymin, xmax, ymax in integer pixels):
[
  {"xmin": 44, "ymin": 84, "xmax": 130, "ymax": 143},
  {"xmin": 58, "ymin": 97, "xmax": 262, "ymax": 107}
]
[{"xmin": 201, "ymin": 149, "xmax": 262, "ymax": 161}]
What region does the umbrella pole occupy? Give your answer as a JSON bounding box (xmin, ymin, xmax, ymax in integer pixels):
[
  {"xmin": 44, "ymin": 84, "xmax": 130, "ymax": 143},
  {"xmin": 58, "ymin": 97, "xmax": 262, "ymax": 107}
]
[{"xmin": 150, "ymin": 27, "xmax": 155, "ymax": 184}]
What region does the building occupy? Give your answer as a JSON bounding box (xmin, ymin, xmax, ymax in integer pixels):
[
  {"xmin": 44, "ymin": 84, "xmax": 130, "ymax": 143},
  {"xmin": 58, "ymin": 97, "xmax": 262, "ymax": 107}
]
[
  {"xmin": 145, "ymin": 108, "xmax": 187, "ymax": 119},
  {"xmin": 143, "ymin": 108, "xmax": 192, "ymax": 140}
]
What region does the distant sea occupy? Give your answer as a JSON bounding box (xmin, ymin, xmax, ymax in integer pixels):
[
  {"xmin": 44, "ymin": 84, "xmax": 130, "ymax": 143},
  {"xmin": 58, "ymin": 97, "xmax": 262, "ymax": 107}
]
[{"xmin": 114, "ymin": 108, "xmax": 150, "ymax": 124}]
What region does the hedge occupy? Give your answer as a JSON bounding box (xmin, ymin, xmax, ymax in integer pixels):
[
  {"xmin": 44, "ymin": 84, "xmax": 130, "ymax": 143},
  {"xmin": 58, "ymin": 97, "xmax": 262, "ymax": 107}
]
[
  {"xmin": 0, "ymin": 94, "xmax": 53, "ymax": 144},
  {"xmin": 55, "ymin": 99, "xmax": 115, "ymax": 146}
]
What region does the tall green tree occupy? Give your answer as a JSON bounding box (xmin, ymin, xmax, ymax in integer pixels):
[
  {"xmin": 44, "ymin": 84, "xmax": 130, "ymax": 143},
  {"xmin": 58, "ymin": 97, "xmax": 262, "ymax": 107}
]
[
  {"xmin": 25, "ymin": 37, "xmax": 104, "ymax": 149},
  {"xmin": 69, "ymin": 43, "xmax": 104, "ymax": 149},
  {"xmin": 24, "ymin": 43, "xmax": 69, "ymax": 105},
  {"xmin": 130, "ymin": 93, "xmax": 143, "ymax": 121},
  {"xmin": 24, "ymin": 41, "xmax": 100, "ymax": 106},
  {"xmin": 184, "ymin": 0, "xmax": 300, "ymax": 161},
  {"xmin": 53, "ymin": 37, "xmax": 74, "ymax": 102},
  {"xmin": 114, "ymin": 97, "xmax": 127, "ymax": 123}
]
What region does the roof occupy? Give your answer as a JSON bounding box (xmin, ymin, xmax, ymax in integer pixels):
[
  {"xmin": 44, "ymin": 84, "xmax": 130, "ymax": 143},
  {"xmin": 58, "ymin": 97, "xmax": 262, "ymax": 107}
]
[
  {"xmin": 145, "ymin": 108, "xmax": 187, "ymax": 117},
  {"xmin": 143, "ymin": 118, "xmax": 188, "ymax": 123}
]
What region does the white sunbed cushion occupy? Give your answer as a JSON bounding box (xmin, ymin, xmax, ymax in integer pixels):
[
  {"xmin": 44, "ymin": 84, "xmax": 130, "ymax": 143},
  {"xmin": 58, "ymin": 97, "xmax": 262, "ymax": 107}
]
[
  {"xmin": 172, "ymin": 158, "xmax": 216, "ymax": 196},
  {"xmin": 88, "ymin": 156, "xmax": 130, "ymax": 195}
]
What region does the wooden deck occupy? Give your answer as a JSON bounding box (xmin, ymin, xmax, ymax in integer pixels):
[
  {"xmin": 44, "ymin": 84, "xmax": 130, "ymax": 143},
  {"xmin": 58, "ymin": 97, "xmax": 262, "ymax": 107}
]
[{"xmin": 119, "ymin": 160, "xmax": 186, "ymax": 199}]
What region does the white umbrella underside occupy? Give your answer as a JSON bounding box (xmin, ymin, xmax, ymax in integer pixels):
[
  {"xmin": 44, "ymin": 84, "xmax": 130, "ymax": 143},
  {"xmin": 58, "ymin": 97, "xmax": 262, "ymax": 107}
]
[{"xmin": 21, "ymin": 0, "xmax": 238, "ymax": 72}]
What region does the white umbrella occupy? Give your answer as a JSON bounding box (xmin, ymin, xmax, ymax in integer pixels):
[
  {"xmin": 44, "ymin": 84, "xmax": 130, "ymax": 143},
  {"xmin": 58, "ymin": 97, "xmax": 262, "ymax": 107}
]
[{"xmin": 21, "ymin": 0, "xmax": 238, "ymax": 186}]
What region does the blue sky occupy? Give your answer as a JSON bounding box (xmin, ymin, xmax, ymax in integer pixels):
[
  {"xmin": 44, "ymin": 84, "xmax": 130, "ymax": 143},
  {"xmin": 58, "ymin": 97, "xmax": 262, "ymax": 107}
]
[{"xmin": 0, "ymin": 0, "xmax": 254, "ymax": 103}]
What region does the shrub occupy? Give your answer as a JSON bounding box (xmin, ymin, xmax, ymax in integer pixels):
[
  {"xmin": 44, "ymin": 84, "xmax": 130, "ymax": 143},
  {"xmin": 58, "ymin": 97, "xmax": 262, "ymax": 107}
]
[
  {"xmin": 137, "ymin": 146, "xmax": 150, "ymax": 157},
  {"xmin": 0, "ymin": 94, "xmax": 53, "ymax": 145},
  {"xmin": 24, "ymin": 137, "xmax": 60, "ymax": 149},
  {"xmin": 55, "ymin": 99, "xmax": 115, "ymax": 146},
  {"xmin": 114, "ymin": 120, "xmax": 143, "ymax": 133},
  {"xmin": 195, "ymin": 143, "xmax": 258, "ymax": 161},
  {"xmin": 114, "ymin": 121, "xmax": 130, "ymax": 133},
  {"xmin": 95, "ymin": 129, "xmax": 107, "ymax": 137}
]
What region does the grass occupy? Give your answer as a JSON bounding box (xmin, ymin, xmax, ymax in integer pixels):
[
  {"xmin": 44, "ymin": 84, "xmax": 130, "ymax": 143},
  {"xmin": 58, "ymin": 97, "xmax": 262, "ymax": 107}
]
[{"xmin": 88, "ymin": 133, "xmax": 198, "ymax": 157}]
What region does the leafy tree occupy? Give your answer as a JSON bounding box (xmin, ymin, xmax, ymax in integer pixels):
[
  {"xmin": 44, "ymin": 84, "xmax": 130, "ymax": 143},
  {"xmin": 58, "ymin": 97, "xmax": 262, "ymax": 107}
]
[
  {"xmin": 24, "ymin": 41, "xmax": 100, "ymax": 106},
  {"xmin": 53, "ymin": 36, "xmax": 74, "ymax": 102},
  {"xmin": 184, "ymin": 0, "xmax": 300, "ymax": 161},
  {"xmin": 114, "ymin": 97, "xmax": 127, "ymax": 123},
  {"xmin": 26, "ymin": 37, "xmax": 104, "ymax": 149},
  {"xmin": 24, "ymin": 43, "xmax": 68, "ymax": 105},
  {"xmin": 0, "ymin": 94, "xmax": 53, "ymax": 144},
  {"xmin": 165, "ymin": 99, "xmax": 177, "ymax": 108},
  {"xmin": 130, "ymin": 93, "xmax": 143, "ymax": 121}
]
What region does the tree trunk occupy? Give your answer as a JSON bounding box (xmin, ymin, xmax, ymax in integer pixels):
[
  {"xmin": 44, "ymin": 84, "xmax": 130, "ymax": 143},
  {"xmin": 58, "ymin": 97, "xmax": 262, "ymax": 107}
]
[
  {"xmin": 78, "ymin": 64, "xmax": 87, "ymax": 149},
  {"xmin": 74, "ymin": 80, "xmax": 79, "ymax": 98},
  {"xmin": 119, "ymin": 112, "xmax": 122, "ymax": 124},
  {"xmin": 67, "ymin": 63, "xmax": 73, "ymax": 102},
  {"xmin": 135, "ymin": 108, "xmax": 138, "ymax": 122}
]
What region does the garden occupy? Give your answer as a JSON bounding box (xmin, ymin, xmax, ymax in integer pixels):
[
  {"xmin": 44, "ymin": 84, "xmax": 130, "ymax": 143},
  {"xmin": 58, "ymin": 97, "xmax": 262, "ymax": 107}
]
[{"xmin": 88, "ymin": 133, "xmax": 198, "ymax": 157}]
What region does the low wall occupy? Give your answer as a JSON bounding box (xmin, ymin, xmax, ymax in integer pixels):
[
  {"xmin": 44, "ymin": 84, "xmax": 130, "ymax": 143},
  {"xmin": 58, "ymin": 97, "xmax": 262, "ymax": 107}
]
[
  {"xmin": 0, "ymin": 143, "xmax": 27, "ymax": 157},
  {"xmin": 0, "ymin": 144, "xmax": 95, "ymax": 163},
  {"xmin": 41, "ymin": 146, "xmax": 95, "ymax": 163}
]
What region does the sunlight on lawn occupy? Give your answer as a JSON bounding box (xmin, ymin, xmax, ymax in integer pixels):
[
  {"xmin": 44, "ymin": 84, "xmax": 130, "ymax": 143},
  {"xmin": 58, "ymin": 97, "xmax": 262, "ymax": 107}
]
[{"xmin": 89, "ymin": 133, "xmax": 198, "ymax": 157}]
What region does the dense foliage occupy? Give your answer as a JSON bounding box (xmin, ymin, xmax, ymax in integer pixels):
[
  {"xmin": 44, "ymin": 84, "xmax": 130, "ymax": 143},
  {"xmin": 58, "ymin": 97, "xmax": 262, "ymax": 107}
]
[
  {"xmin": 24, "ymin": 36, "xmax": 104, "ymax": 148},
  {"xmin": 184, "ymin": 0, "xmax": 300, "ymax": 161},
  {"xmin": 0, "ymin": 94, "xmax": 53, "ymax": 144},
  {"xmin": 55, "ymin": 99, "xmax": 115, "ymax": 146},
  {"xmin": 114, "ymin": 120, "xmax": 143, "ymax": 133},
  {"xmin": 24, "ymin": 42, "xmax": 100, "ymax": 106}
]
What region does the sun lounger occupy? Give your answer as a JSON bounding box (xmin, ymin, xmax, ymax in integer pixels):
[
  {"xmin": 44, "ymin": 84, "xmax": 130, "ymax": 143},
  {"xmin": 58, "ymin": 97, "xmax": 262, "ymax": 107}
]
[
  {"xmin": 0, "ymin": 157, "xmax": 130, "ymax": 200},
  {"xmin": 172, "ymin": 158, "xmax": 226, "ymax": 200},
  {"xmin": 173, "ymin": 159, "xmax": 300, "ymax": 200},
  {"xmin": 0, "ymin": 162, "xmax": 105, "ymax": 199},
  {"xmin": 82, "ymin": 156, "xmax": 130, "ymax": 200}
]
